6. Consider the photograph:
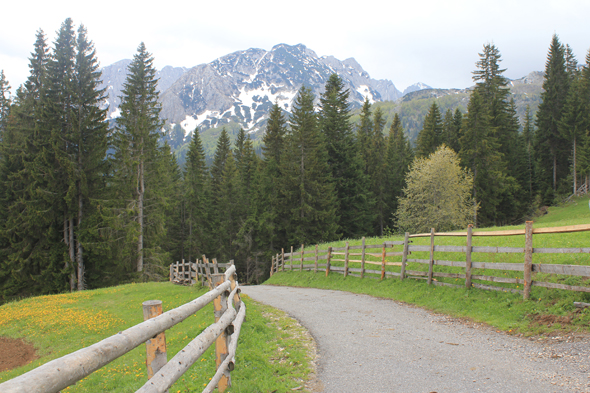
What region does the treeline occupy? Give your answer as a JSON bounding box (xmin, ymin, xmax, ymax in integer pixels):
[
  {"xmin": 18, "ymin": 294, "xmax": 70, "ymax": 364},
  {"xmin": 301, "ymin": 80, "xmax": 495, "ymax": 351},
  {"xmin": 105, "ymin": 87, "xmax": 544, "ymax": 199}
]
[{"xmin": 1, "ymin": 23, "xmax": 589, "ymax": 300}]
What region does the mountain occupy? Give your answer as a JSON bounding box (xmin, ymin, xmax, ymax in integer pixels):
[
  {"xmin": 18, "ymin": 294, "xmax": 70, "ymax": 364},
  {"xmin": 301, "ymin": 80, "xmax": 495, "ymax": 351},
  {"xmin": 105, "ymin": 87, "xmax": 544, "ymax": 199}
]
[
  {"xmin": 402, "ymin": 82, "xmax": 432, "ymax": 96},
  {"xmin": 159, "ymin": 44, "xmax": 402, "ymax": 135}
]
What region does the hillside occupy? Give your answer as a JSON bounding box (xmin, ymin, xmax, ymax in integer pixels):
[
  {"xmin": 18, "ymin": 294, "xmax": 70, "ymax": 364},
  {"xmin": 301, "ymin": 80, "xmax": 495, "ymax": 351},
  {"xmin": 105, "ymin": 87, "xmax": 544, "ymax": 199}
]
[
  {"xmin": 266, "ymin": 195, "xmax": 590, "ymax": 337},
  {"xmin": 0, "ymin": 282, "xmax": 315, "ymax": 392}
]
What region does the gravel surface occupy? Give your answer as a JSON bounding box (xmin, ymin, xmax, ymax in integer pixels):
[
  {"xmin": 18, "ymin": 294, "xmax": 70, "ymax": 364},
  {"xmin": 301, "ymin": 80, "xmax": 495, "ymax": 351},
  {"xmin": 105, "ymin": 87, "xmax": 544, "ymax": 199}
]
[{"xmin": 241, "ymin": 285, "xmax": 590, "ymax": 393}]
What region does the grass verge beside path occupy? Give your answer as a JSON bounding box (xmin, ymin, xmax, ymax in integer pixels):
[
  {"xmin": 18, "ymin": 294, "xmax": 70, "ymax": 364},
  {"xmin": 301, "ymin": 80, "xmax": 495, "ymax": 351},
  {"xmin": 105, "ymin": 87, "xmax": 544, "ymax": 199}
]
[
  {"xmin": 265, "ymin": 270, "xmax": 590, "ymax": 337},
  {"xmin": 0, "ymin": 282, "xmax": 315, "ymax": 393},
  {"xmin": 270, "ymin": 196, "xmax": 590, "ymax": 337}
]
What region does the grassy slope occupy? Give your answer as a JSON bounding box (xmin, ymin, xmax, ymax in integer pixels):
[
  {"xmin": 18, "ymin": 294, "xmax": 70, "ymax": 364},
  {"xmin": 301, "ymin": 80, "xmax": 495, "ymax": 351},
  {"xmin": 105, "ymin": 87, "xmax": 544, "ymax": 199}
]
[
  {"xmin": 0, "ymin": 283, "xmax": 314, "ymax": 392},
  {"xmin": 266, "ymin": 196, "xmax": 590, "ymax": 337}
]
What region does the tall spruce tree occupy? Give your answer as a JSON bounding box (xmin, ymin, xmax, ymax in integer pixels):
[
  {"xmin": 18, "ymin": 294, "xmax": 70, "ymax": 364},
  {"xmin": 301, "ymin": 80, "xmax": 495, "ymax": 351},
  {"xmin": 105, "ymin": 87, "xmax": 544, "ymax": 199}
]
[
  {"xmin": 559, "ymin": 71, "xmax": 586, "ymax": 195},
  {"xmin": 415, "ymin": 102, "xmax": 443, "ymax": 158},
  {"xmin": 535, "ymin": 34, "xmax": 570, "ymax": 200},
  {"xmin": 387, "ymin": 113, "xmax": 413, "ymax": 227},
  {"xmin": 522, "ymin": 106, "xmax": 536, "ymax": 198},
  {"xmin": 111, "ymin": 42, "xmax": 165, "ymax": 277},
  {"xmin": 279, "ymin": 86, "xmax": 338, "ymax": 245},
  {"xmin": 0, "ymin": 71, "xmax": 9, "ymax": 135},
  {"xmin": 319, "ymin": 74, "xmax": 373, "ymax": 238},
  {"xmin": 184, "ymin": 128, "xmax": 210, "ymax": 261},
  {"xmin": 459, "ymin": 90, "xmax": 503, "ymax": 226},
  {"xmin": 253, "ymin": 103, "xmax": 287, "ymax": 256}
]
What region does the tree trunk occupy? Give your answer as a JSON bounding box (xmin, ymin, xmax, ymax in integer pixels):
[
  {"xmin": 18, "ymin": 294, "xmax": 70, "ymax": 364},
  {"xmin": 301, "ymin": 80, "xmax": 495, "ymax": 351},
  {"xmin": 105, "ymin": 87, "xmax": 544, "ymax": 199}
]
[
  {"xmin": 77, "ymin": 182, "xmax": 84, "ymax": 291},
  {"xmin": 137, "ymin": 155, "xmax": 144, "ymax": 273},
  {"xmin": 553, "ymin": 154, "xmax": 557, "ymax": 192},
  {"xmin": 64, "ymin": 216, "xmax": 76, "ymax": 291},
  {"xmin": 573, "ymin": 137, "xmax": 577, "ymax": 195}
]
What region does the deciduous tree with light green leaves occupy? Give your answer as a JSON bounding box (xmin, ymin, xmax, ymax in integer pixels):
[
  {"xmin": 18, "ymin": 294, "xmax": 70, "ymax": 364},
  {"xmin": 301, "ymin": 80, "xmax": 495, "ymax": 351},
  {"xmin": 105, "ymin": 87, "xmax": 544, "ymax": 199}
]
[{"xmin": 396, "ymin": 145, "xmax": 476, "ymax": 233}]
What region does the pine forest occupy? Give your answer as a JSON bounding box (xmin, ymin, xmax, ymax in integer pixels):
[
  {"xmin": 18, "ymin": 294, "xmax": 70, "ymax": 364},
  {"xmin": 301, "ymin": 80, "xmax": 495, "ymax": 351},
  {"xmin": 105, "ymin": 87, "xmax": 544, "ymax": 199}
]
[{"xmin": 1, "ymin": 19, "xmax": 590, "ymax": 301}]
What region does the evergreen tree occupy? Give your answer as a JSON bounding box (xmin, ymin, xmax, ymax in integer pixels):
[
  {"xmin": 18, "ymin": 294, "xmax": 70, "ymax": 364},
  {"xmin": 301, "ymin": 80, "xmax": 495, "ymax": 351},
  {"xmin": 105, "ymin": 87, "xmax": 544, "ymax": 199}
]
[
  {"xmin": 0, "ymin": 71, "xmax": 10, "ymax": 135},
  {"xmin": 522, "ymin": 106, "xmax": 536, "ymax": 199},
  {"xmin": 252, "ymin": 103, "xmax": 288, "ymax": 259},
  {"xmin": 387, "ymin": 113, "xmax": 414, "ymax": 227},
  {"xmin": 415, "ymin": 102, "xmax": 443, "ymax": 158},
  {"xmin": 319, "ymin": 74, "xmax": 373, "ymax": 238},
  {"xmin": 459, "ymin": 90, "xmax": 503, "ymax": 226},
  {"xmin": 441, "ymin": 109, "xmax": 461, "ymax": 152},
  {"xmin": 357, "ymin": 98, "xmax": 373, "ymax": 175},
  {"xmin": 279, "ymin": 86, "xmax": 338, "ymax": 245},
  {"xmin": 111, "ymin": 42, "xmax": 165, "ymax": 277},
  {"xmin": 370, "ymin": 107, "xmax": 388, "ymax": 235},
  {"xmin": 559, "ymin": 72, "xmax": 586, "ymax": 195},
  {"xmin": 184, "ymin": 128, "xmax": 210, "ymax": 262},
  {"xmin": 535, "ymin": 34, "xmax": 570, "ymax": 199}
]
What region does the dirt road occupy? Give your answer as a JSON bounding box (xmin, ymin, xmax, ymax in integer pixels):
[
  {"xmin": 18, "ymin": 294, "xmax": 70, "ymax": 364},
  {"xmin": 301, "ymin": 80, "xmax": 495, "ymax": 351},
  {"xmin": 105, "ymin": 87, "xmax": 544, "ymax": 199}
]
[{"xmin": 241, "ymin": 285, "xmax": 589, "ymax": 393}]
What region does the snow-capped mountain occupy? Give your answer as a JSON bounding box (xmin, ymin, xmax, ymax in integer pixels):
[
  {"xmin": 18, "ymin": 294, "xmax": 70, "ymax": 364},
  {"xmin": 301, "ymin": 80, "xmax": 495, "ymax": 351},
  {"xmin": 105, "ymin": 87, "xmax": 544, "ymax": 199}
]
[{"xmin": 100, "ymin": 44, "xmax": 403, "ymax": 134}]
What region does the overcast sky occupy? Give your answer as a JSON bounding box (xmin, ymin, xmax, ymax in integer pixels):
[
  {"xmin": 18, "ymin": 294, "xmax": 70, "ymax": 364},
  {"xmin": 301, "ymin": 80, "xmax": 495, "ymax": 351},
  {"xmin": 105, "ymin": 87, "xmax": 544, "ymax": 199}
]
[{"xmin": 2, "ymin": 0, "xmax": 589, "ymax": 95}]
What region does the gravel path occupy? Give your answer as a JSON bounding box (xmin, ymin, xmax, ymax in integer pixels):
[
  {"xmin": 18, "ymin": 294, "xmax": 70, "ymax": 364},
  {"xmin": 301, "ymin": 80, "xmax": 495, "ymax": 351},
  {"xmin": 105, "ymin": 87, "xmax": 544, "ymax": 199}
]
[{"xmin": 241, "ymin": 285, "xmax": 590, "ymax": 393}]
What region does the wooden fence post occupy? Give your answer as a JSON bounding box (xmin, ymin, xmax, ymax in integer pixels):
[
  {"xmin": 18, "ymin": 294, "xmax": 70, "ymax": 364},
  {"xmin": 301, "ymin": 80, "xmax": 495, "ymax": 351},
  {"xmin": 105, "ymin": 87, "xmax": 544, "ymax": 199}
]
[
  {"xmin": 380, "ymin": 243, "xmax": 387, "ymax": 280},
  {"xmin": 212, "ymin": 258, "xmax": 220, "ymax": 274},
  {"xmin": 325, "ymin": 247, "xmax": 332, "ymax": 276},
  {"xmin": 202, "ymin": 255, "xmax": 210, "ymax": 280},
  {"xmin": 465, "ymin": 224, "xmax": 473, "ymax": 288},
  {"xmin": 314, "ymin": 244, "xmax": 319, "ymax": 273},
  {"xmin": 427, "ymin": 228, "xmax": 435, "ymax": 285},
  {"xmin": 290, "ymin": 246, "xmax": 294, "ymax": 271},
  {"xmin": 400, "ymin": 233, "xmax": 409, "ymax": 281},
  {"xmin": 344, "ymin": 242, "xmax": 350, "ymax": 277},
  {"xmin": 281, "ymin": 248, "xmax": 285, "ymax": 272},
  {"xmin": 169, "ymin": 263, "xmax": 174, "ymax": 282},
  {"xmin": 360, "ymin": 237, "xmax": 366, "ymax": 279},
  {"xmin": 142, "ymin": 300, "xmax": 168, "ymax": 387},
  {"xmin": 270, "ymin": 255, "xmax": 275, "ymax": 277},
  {"xmin": 524, "ymin": 221, "xmax": 533, "ymax": 300},
  {"xmin": 211, "ymin": 273, "xmax": 230, "ymax": 391},
  {"xmin": 300, "ymin": 244, "xmax": 304, "ymax": 272}
]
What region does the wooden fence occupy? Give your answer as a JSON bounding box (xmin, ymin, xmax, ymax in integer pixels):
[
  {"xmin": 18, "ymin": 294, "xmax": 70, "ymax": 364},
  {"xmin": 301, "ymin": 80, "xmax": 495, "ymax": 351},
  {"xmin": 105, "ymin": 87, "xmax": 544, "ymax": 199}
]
[
  {"xmin": 170, "ymin": 256, "xmax": 231, "ymax": 287},
  {"xmin": 0, "ymin": 264, "xmax": 245, "ymax": 393},
  {"xmin": 270, "ymin": 222, "xmax": 590, "ymax": 300}
]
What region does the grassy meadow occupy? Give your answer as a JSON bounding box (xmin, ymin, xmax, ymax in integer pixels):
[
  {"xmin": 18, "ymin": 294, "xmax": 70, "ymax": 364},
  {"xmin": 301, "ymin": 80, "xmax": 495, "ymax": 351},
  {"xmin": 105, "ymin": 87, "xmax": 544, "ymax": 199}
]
[
  {"xmin": 267, "ymin": 195, "xmax": 590, "ymax": 337},
  {"xmin": 0, "ymin": 282, "xmax": 314, "ymax": 392}
]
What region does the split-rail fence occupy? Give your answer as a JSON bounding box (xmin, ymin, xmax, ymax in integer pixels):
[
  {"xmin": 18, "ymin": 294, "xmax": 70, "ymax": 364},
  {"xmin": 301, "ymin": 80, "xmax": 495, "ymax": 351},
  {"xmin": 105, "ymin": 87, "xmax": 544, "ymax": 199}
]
[
  {"xmin": 0, "ymin": 262, "xmax": 245, "ymax": 393},
  {"xmin": 270, "ymin": 222, "xmax": 590, "ymax": 300}
]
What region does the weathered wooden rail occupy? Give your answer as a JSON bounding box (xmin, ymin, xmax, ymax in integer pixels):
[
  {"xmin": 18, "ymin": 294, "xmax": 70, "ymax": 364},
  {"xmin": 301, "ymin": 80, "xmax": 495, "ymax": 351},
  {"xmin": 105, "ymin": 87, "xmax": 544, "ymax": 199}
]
[
  {"xmin": 0, "ymin": 264, "xmax": 245, "ymax": 393},
  {"xmin": 270, "ymin": 223, "xmax": 590, "ymax": 300},
  {"xmin": 170, "ymin": 256, "xmax": 231, "ymax": 287}
]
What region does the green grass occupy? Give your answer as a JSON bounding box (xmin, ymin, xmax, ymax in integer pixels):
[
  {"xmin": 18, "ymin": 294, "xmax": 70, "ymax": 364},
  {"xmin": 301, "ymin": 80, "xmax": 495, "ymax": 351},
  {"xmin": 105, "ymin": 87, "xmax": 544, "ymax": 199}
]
[
  {"xmin": 0, "ymin": 283, "xmax": 314, "ymax": 392},
  {"xmin": 268, "ymin": 195, "xmax": 590, "ymax": 337}
]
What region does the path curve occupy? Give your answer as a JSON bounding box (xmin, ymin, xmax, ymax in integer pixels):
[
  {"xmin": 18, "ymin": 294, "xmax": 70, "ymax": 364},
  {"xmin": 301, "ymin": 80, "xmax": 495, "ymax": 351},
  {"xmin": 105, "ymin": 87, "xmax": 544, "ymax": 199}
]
[{"xmin": 241, "ymin": 285, "xmax": 589, "ymax": 393}]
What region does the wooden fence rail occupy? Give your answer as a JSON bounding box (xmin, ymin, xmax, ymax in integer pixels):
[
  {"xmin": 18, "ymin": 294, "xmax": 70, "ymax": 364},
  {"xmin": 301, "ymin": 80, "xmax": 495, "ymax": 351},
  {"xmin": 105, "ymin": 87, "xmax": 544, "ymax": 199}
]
[
  {"xmin": 170, "ymin": 257, "xmax": 232, "ymax": 287},
  {"xmin": 271, "ymin": 222, "xmax": 590, "ymax": 300},
  {"xmin": 0, "ymin": 264, "xmax": 245, "ymax": 393}
]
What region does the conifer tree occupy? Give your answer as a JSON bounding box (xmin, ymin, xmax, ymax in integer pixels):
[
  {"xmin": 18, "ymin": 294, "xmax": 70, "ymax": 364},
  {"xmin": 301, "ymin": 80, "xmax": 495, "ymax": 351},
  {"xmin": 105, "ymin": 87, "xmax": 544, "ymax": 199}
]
[
  {"xmin": 253, "ymin": 103, "xmax": 288, "ymax": 256},
  {"xmin": 535, "ymin": 34, "xmax": 570, "ymax": 199},
  {"xmin": 387, "ymin": 113, "xmax": 413, "ymax": 226},
  {"xmin": 67, "ymin": 24, "xmax": 109, "ymax": 289},
  {"xmin": 559, "ymin": 72, "xmax": 586, "ymax": 195},
  {"xmin": 111, "ymin": 42, "xmax": 164, "ymax": 277},
  {"xmin": 319, "ymin": 74, "xmax": 373, "ymax": 238},
  {"xmin": 0, "ymin": 71, "xmax": 10, "ymax": 134},
  {"xmin": 279, "ymin": 86, "xmax": 338, "ymax": 244},
  {"xmin": 357, "ymin": 98, "xmax": 373, "ymax": 175},
  {"xmin": 415, "ymin": 102, "xmax": 443, "ymax": 158},
  {"xmin": 184, "ymin": 128, "xmax": 210, "ymax": 261},
  {"xmin": 522, "ymin": 106, "xmax": 536, "ymax": 198},
  {"xmin": 459, "ymin": 90, "xmax": 503, "ymax": 226},
  {"xmin": 370, "ymin": 107, "xmax": 388, "ymax": 235}
]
